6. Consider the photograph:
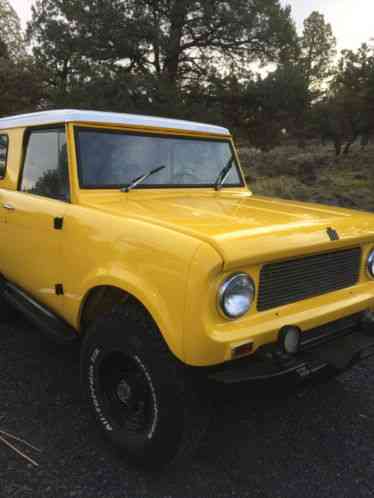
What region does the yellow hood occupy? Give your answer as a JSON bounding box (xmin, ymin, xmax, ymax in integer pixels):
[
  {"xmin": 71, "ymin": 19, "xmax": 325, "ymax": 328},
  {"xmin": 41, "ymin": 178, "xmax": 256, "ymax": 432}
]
[{"xmin": 83, "ymin": 191, "xmax": 374, "ymax": 269}]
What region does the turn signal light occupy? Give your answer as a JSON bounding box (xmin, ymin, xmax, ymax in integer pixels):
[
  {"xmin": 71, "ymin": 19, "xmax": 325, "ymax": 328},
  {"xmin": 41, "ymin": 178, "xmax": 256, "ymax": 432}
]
[{"xmin": 232, "ymin": 342, "xmax": 253, "ymax": 359}]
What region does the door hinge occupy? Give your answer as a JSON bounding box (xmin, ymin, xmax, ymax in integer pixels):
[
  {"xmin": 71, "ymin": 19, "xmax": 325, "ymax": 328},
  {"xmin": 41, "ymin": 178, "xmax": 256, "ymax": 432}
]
[
  {"xmin": 55, "ymin": 284, "xmax": 64, "ymax": 296},
  {"xmin": 54, "ymin": 217, "xmax": 64, "ymax": 230}
]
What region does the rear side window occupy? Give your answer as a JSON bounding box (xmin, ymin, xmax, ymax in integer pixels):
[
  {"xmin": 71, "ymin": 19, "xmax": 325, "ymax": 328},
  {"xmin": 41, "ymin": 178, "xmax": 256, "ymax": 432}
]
[
  {"xmin": 20, "ymin": 128, "xmax": 70, "ymax": 201},
  {"xmin": 0, "ymin": 134, "xmax": 9, "ymax": 179}
]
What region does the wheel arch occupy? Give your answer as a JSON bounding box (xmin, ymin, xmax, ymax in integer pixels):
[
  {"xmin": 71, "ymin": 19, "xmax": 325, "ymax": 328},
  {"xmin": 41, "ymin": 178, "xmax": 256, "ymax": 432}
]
[{"xmin": 78, "ymin": 283, "xmax": 183, "ymax": 362}]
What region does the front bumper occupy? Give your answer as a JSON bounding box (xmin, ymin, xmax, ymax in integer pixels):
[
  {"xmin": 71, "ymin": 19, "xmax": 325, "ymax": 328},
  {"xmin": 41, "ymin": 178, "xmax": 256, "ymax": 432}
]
[{"xmin": 208, "ymin": 315, "xmax": 374, "ymax": 384}]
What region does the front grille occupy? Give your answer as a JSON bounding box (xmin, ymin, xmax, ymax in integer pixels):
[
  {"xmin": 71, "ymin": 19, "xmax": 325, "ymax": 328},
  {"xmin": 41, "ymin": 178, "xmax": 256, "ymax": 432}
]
[
  {"xmin": 258, "ymin": 247, "xmax": 361, "ymax": 312},
  {"xmin": 300, "ymin": 312, "xmax": 362, "ymax": 350}
]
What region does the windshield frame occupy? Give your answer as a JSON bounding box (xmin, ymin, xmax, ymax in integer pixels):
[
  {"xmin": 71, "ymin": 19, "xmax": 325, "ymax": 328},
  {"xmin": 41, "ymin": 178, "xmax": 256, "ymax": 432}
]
[{"xmin": 74, "ymin": 125, "xmax": 245, "ymax": 190}]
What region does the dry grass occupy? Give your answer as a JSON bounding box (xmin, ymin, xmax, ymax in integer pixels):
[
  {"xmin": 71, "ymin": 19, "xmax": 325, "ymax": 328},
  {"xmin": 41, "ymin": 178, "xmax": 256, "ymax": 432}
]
[{"xmin": 238, "ymin": 143, "xmax": 374, "ymax": 212}]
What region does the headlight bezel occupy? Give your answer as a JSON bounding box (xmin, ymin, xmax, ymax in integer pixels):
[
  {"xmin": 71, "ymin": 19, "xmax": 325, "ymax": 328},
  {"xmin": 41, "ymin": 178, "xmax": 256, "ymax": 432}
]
[
  {"xmin": 217, "ymin": 272, "xmax": 255, "ymax": 320},
  {"xmin": 367, "ymin": 249, "xmax": 374, "ymax": 278}
]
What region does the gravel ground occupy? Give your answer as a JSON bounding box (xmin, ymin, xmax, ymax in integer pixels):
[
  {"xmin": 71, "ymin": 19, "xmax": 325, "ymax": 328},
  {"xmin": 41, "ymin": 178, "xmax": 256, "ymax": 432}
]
[{"xmin": 1, "ymin": 317, "xmax": 374, "ymax": 498}]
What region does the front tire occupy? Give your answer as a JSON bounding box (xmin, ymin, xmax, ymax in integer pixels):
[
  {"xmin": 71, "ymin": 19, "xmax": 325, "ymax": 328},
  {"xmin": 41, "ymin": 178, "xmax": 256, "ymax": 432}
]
[{"xmin": 80, "ymin": 300, "xmax": 209, "ymax": 468}]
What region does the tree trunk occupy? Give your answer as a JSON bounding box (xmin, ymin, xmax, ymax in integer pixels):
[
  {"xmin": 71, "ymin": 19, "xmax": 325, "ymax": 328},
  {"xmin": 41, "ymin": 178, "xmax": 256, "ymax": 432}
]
[{"xmin": 163, "ymin": 1, "xmax": 189, "ymax": 85}]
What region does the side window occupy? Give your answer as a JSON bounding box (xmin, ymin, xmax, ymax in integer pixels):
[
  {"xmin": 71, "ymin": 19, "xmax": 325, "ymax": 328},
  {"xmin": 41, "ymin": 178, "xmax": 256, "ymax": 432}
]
[
  {"xmin": 0, "ymin": 134, "xmax": 9, "ymax": 179},
  {"xmin": 20, "ymin": 128, "xmax": 70, "ymax": 201}
]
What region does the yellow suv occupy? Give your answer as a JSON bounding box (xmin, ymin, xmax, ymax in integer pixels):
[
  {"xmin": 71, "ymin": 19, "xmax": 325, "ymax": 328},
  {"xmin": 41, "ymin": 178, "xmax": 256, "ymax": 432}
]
[{"xmin": 1, "ymin": 109, "xmax": 374, "ymax": 468}]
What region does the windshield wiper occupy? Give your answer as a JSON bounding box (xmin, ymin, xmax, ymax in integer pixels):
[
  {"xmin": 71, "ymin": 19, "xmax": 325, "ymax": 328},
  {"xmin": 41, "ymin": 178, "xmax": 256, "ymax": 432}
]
[
  {"xmin": 121, "ymin": 165, "xmax": 166, "ymax": 192},
  {"xmin": 214, "ymin": 156, "xmax": 234, "ymax": 191}
]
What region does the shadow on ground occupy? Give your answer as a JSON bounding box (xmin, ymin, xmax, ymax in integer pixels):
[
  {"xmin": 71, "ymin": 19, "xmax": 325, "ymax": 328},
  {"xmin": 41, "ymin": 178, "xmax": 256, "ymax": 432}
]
[{"xmin": 1, "ymin": 317, "xmax": 374, "ymax": 498}]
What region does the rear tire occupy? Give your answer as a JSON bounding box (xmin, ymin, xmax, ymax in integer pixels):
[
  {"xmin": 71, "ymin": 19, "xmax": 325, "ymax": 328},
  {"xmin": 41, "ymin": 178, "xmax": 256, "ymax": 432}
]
[{"xmin": 80, "ymin": 299, "xmax": 209, "ymax": 469}]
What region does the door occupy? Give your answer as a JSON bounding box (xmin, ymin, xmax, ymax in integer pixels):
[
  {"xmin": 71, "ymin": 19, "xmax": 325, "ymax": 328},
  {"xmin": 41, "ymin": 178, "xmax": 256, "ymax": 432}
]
[{"xmin": 1, "ymin": 127, "xmax": 70, "ymax": 315}]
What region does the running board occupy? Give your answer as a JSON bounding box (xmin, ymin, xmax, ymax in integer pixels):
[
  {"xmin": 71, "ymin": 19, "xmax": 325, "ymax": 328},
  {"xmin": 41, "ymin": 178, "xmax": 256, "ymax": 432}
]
[{"xmin": 1, "ymin": 278, "xmax": 78, "ymax": 344}]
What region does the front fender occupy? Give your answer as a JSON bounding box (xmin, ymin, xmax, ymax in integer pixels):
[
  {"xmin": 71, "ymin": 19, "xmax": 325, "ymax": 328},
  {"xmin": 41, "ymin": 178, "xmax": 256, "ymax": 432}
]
[
  {"xmin": 78, "ymin": 269, "xmax": 182, "ymax": 359},
  {"xmin": 61, "ymin": 207, "xmax": 203, "ymax": 362}
]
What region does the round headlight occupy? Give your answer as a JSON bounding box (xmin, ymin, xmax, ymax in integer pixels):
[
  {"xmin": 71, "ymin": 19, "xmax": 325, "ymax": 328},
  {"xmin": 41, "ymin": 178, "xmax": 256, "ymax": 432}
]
[
  {"xmin": 218, "ymin": 273, "xmax": 255, "ymax": 319},
  {"xmin": 368, "ymin": 250, "xmax": 374, "ymax": 278}
]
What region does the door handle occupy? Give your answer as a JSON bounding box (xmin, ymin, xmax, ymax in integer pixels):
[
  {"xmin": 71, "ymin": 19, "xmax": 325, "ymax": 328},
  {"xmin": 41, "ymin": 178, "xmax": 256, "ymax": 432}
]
[{"xmin": 3, "ymin": 203, "xmax": 15, "ymax": 211}]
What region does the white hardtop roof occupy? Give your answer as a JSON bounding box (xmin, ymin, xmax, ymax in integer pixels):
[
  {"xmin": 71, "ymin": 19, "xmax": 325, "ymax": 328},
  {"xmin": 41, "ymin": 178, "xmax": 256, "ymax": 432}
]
[{"xmin": 0, "ymin": 109, "xmax": 230, "ymax": 135}]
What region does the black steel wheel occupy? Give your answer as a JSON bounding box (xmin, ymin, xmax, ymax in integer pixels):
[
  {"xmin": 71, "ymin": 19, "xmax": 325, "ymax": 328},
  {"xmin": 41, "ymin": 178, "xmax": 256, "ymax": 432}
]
[{"xmin": 98, "ymin": 352, "xmax": 156, "ymax": 437}]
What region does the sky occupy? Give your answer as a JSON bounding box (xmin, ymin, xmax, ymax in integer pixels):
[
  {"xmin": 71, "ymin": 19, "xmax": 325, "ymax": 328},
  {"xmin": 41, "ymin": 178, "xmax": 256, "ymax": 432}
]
[
  {"xmin": 8, "ymin": 0, "xmax": 374, "ymax": 53},
  {"xmin": 281, "ymin": 0, "xmax": 374, "ymax": 52}
]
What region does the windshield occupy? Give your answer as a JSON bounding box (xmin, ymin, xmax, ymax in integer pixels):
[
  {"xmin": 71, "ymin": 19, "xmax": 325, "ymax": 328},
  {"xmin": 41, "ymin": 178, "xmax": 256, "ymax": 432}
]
[{"xmin": 75, "ymin": 128, "xmax": 243, "ymax": 189}]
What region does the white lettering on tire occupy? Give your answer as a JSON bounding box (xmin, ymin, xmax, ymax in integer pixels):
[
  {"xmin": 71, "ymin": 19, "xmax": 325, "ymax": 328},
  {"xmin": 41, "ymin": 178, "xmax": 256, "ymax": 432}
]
[
  {"xmin": 134, "ymin": 355, "xmax": 159, "ymax": 440},
  {"xmin": 88, "ymin": 348, "xmax": 113, "ymax": 432}
]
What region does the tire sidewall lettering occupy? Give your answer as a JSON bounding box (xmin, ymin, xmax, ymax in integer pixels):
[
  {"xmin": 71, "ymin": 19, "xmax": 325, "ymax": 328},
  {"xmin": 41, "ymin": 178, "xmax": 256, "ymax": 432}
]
[
  {"xmin": 133, "ymin": 354, "xmax": 159, "ymax": 440},
  {"xmin": 88, "ymin": 347, "xmax": 113, "ymax": 432}
]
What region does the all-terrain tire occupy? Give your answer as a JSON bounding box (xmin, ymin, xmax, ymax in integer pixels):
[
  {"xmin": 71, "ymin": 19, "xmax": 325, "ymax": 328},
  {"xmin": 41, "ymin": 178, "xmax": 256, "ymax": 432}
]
[{"xmin": 80, "ymin": 299, "xmax": 209, "ymax": 469}]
